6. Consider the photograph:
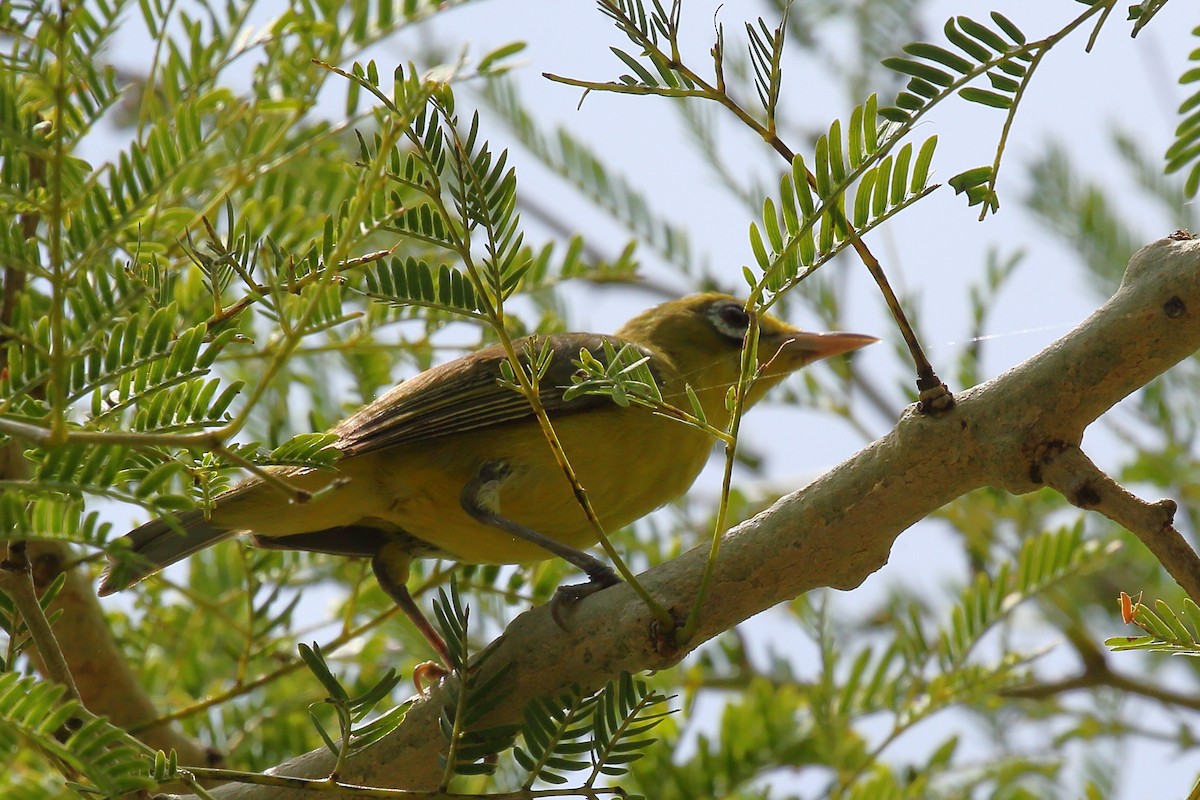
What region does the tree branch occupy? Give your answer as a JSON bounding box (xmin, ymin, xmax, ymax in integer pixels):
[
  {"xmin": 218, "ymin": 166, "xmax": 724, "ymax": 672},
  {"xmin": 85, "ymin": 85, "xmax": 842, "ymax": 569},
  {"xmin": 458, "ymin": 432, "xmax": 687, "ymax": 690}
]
[
  {"xmin": 0, "ymin": 541, "xmax": 80, "ymax": 702},
  {"xmin": 1003, "ymin": 664, "xmax": 1200, "ymax": 712},
  {"xmin": 181, "ymin": 235, "xmax": 1200, "ymax": 798},
  {"xmin": 1002, "ymin": 622, "xmax": 1200, "ymax": 711},
  {"xmin": 1038, "ymin": 443, "xmax": 1200, "ymax": 602},
  {"xmin": 23, "ymin": 541, "xmax": 221, "ymax": 768}
]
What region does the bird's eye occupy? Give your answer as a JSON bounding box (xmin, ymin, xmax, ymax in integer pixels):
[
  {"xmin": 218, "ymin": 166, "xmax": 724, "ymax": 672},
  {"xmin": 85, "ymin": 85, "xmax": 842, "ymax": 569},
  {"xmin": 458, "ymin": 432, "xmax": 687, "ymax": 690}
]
[{"xmin": 709, "ymin": 301, "xmax": 751, "ymax": 340}]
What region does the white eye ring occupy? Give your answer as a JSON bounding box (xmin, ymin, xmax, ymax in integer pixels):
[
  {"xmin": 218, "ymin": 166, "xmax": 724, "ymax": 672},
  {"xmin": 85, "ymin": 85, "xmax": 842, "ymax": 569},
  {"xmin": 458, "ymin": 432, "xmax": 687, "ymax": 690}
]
[{"xmin": 708, "ymin": 301, "xmax": 752, "ymax": 341}]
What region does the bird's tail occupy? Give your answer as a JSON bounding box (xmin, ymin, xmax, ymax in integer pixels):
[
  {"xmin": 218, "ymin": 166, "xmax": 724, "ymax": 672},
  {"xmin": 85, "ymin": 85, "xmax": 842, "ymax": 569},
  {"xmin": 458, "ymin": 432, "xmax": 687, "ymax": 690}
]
[{"xmin": 97, "ymin": 509, "xmax": 238, "ymax": 596}]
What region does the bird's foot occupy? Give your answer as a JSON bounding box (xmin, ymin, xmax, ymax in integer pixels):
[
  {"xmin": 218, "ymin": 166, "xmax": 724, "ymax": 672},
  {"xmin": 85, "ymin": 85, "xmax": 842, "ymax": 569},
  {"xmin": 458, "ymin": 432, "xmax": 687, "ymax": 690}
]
[
  {"xmin": 412, "ymin": 660, "xmax": 451, "ymax": 693},
  {"xmin": 550, "ymin": 565, "xmax": 621, "ymax": 631},
  {"xmin": 649, "ymin": 606, "xmax": 686, "ymax": 658}
]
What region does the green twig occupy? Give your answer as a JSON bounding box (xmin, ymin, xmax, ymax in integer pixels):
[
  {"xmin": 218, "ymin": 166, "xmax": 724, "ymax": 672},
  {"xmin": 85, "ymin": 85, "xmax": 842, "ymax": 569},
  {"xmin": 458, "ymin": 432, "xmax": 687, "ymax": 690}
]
[{"xmin": 0, "ymin": 541, "xmax": 81, "ymax": 703}]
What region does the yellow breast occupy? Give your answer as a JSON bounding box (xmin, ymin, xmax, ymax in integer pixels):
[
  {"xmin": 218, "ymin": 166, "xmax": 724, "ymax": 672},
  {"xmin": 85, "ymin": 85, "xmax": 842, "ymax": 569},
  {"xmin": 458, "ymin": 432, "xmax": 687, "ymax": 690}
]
[{"xmin": 357, "ymin": 405, "xmax": 713, "ymax": 564}]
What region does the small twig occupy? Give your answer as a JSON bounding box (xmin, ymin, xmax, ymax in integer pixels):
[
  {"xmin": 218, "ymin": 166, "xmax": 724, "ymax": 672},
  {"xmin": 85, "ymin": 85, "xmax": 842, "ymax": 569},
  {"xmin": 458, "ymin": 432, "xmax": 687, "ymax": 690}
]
[
  {"xmin": 0, "ymin": 415, "xmax": 225, "ymax": 449},
  {"xmin": 0, "ymin": 541, "xmax": 81, "ymax": 703},
  {"xmin": 1002, "ymin": 629, "xmax": 1200, "ymax": 712},
  {"xmin": 1038, "ymin": 443, "xmax": 1200, "ymax": 604},
  {"xmin": 1004, "ymin": 667, "xmax": 1200, "ymax": 712},
  {"xmin": 0, "ymin": 139, "xmax": 41, "ymax": 368},
  {"xmin": 181, "ymin": 765, "xmax": 624, "ymax": 798}
]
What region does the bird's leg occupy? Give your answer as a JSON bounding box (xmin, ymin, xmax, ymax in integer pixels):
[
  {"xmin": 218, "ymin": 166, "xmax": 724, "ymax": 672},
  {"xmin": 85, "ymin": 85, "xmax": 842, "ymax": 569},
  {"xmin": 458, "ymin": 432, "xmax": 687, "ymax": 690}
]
[
  {"xmin": 371, "ymin": 546, "xmax": 454, "ymax": 687},
  {"xmin": 461, "ymin": 459, "xmax": 620, "ymax": 628}
]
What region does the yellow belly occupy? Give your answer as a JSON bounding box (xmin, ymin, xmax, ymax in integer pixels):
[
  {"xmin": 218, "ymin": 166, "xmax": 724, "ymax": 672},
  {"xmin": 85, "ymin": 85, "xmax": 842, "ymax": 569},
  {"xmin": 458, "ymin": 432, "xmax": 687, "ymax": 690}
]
[
  {"xmin": 216, "ymin": 406, "xmax": 714, "ymax": 565},
  {"xmin": 368, "ymin": 406, "xmax": 713, "ymax": 563}
]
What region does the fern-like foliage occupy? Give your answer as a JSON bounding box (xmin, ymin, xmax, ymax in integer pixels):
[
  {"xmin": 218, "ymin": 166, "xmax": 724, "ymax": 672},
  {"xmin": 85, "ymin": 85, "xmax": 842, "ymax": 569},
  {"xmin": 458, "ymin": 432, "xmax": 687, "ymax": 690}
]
[
  {"xmin": 560, "ymin": 339, "xmax": 725, "ymax": 441},
  {"xmin": 1, "ymin": 268, "xmax": 227, "ymax": 416},
  {"xmin": 564, "ymin": 341, "xmax": 665, "ymax": 409},
  {"xmin": 514, "ymin": 687, "xmax": 598, "ymax": 785},
  {"xmin": 515, "ymin": 673, "xmax": 671, "ymax": 789},
  {"xmin": 880, "ymin": 12, "xmax": 1036, "ymax": 218},
  {"xmin": 937, "ymin": 523, "xmax": 1116, "ymax": 668},
  {"xmin": 1, "ymin": 0, "xmax": 601, "ymax": 794},
  {"xmin": 545, "ymin": 1, "xmax": 940, "ymax": 319},
  {"xmin": 881, "ymin": 4, "xmax": 1187, "ymax": 217},
  {"xmin": 0, "ymin": 672, "xmax": 155, "ymax": 797},
  {"xmin": 624, "ymin": 525, "xmax": 1115, "ymax": 799},
  {"xmin": 623, "ymin": 676, "xmax": 828, "ymax": 800},
  {"xmin": 480, "ymin": 77, "xmax": 688, "ymax": 278},
  {"xmin": 296, "ymin": 642, "xmax": 411, "ymax": 758},
  {"xmin": 337, "ymin": 59, "xmax": 542, "ymax": 319},
  {"xmin": 78, "ymin": 102, "xmax": 219, "ymax": 259},
  {"xmin": 0, "ymin": 490, "xmax": 118, "ymax": 548},
  {"xmin": 587, "ymin": 673, "xmax": 672, "ymax": 783},
  {"xmin": 432, "ymin": 577, "xmax": 473, "ymax": 674},
  {"xmin": 1167, "ymin": 24, "xmax": 1200, "ymax": 197},
  {"xmin": 596, "ymin": 0, "xmax": 694, "ymax": 93},
  {"xmin": 1022, "ymin": 139, "xmax": 1149, "ymax": 292},
  {"xmin": 1106, "ymin": 595, "xmax": 1200, "ymax": 656},
  {"xmin": 4, "ymin": 0, "xmax": 1194, "ymax": 795},
  {"xmin": 746, "ymin": 10, "xmax": 787, "ymax": 127},
  {"xmin": 746, "ymin": 95, "xmax": 938, "ymax": 300},
  {"xmin": 362, "ymin": 255, "xmax": 485, "ymax": 318},
  {"xmin": 793, "ymin": 524, "xmax": 1117, "ymax": 783},
  {"xmin": 881, "ymin": 13, "xmax": 1032, "ymax": 121},
  {"xmin": 432, "ymin": 581, "xmax": 521, "ymax": 778}
]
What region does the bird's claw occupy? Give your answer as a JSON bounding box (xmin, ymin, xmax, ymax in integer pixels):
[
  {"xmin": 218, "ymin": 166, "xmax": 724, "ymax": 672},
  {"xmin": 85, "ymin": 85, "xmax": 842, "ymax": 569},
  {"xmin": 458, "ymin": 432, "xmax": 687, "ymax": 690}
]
[
  {"xmin": 549, "ymin": 567, "xmax": 621, "ymax": 631},
  {"xmin": 412, "ymin": 660, "xmax": 451, "ymax": 693}
]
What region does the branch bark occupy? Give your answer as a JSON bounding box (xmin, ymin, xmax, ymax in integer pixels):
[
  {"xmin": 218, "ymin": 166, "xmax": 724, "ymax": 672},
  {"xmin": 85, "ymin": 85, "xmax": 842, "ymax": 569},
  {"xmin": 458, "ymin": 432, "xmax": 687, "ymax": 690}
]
[
  {"xmin": 164, "ymin": 235, "xmax": 1200, "ymax": 798},
  {"xmin": 1038, "ymin": 443, "xmax": 1200, "ymax": 601}
]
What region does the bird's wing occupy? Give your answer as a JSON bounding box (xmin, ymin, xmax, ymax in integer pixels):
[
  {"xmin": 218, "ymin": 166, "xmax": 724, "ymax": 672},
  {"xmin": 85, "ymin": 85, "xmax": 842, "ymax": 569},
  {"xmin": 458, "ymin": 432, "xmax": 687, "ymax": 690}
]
[{"xmin": 335, "ymin": 332, "xmax": 653, "ymax": 457}]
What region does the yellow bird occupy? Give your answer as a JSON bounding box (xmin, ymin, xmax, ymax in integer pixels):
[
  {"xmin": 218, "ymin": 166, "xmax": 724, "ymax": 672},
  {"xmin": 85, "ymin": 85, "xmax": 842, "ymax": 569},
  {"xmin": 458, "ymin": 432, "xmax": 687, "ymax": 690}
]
[{"xmin": 99, "ymin": 293, "xmax": 875, "ymax": 663}]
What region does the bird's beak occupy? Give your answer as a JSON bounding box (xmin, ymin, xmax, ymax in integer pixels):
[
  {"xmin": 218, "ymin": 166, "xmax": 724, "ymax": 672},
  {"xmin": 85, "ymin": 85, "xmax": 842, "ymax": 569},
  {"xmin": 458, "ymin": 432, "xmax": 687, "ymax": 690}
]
[{"xmin": 765, "ymin": 329, "xmax": 880, "ymax": 370}]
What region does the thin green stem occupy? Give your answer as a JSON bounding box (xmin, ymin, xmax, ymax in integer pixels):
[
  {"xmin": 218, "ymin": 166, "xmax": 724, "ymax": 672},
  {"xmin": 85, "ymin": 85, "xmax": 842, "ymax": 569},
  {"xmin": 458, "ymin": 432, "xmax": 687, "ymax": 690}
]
[
  {"xmin": 181, "ymin": 766, "xmax": 625, "ymax": 798},
  {"xmin": 45, "ymin": 5, "xmax": 70, "ymax": 444},
  {"xmin": 332, "ymin": 699, "xmax": 354, "ymax": 781},
  {"xmin": 0, "ymin": 413, "xmax": 221, "ymax": 449},
  {"xmin": 678, "ymin": 309, "xmax": 758, "ymax": 644},
  {"xmin": 977, "ymin": 2, "xmax": 1111, "ymax": 219},
  {"xmin": 497, "ymin": 332, "xmax": 668, "ymax": 623},
  {"xmin": 411, "ymin": 98, "xmax": 669, "ymax": 625},
  {"xmin": 625, "ymin": 397, "xmax": 735, "ymax": 445},
  {"xmin": 439, "ymin": 607, "xmax": 472, "ymax": 791},
  {"xmin": 0, "ymin": 541, "xmax": 81, "ymax": 703}
]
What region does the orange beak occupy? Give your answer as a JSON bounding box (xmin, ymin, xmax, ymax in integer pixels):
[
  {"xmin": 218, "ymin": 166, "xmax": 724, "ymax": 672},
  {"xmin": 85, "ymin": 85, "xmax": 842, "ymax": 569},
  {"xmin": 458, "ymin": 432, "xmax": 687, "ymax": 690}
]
[{"xmin": 765, "ymin": 329, "xmax": 880, "ymax": 371}]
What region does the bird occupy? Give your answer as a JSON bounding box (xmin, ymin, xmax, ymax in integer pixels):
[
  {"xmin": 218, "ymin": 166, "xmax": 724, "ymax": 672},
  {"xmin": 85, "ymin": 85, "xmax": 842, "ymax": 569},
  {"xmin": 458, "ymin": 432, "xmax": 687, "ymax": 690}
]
[{"xmin": 98, "ymin": 293, "xmax": 876, "ymax": 666}]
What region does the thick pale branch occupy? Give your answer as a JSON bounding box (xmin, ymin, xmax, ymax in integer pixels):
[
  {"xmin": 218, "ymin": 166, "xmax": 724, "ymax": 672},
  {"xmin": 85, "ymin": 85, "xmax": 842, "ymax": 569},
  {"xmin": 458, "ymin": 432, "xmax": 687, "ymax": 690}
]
[{"xmin": 197, "ymin": 236, "xmax": 1200, "ymax": 798}]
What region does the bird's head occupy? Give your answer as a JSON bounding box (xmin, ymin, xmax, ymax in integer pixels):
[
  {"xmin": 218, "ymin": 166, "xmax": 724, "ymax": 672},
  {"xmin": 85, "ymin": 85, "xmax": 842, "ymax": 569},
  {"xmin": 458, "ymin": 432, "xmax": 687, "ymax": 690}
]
[{"xmin": 616, "ymin": 292, "xmax": 878, "ymax": 423}]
